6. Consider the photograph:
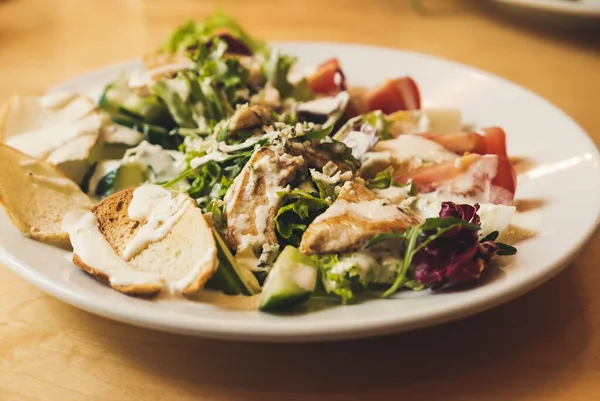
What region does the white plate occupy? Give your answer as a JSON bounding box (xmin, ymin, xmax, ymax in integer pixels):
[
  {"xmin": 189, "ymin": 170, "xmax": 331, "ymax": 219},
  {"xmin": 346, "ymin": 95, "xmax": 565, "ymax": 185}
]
[
  {"xmin": 1, "ymin": 42, "xmax": 599, "ymax": 342},
  {"xmin": 493, "ymin": 0, "xmax": 600, "ymax": 17}
]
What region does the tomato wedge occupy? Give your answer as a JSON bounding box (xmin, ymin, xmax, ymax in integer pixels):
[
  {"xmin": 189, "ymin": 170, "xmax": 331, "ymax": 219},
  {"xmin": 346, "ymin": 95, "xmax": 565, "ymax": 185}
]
[
  {"xmin": 421, "ymin": 132, "xmax": 486, "ymax": 155},
  {"xmin": 492, "ymin": 154, "xmax": 516, "ymax": 195},
  {"xmin": 306, "ymin": 58, "xmax": 346, "ymax": 96},
  {"xmin": 421, "ymin": 127, "xmax": 509, "ymax": 157},
  {"xmin": 396, "ymin": 154, "xmax": 482, "ymax": 186},
  {"xmin": 480, "ymin": 126, "xmax": 508, "ymax": 157},
  {"xmin": 395, "ymin": 154, "xmax": 516, "ymax": 204},
  {"xmin": 364, "ymin": 77, "xmax": 421, "ymax": 114}
]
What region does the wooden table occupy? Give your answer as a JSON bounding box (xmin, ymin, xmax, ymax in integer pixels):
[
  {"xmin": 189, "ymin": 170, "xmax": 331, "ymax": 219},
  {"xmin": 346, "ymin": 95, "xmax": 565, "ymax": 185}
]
[{"xmin": 1, "ymin": 0, "xmax": 599, "ymax": 399}]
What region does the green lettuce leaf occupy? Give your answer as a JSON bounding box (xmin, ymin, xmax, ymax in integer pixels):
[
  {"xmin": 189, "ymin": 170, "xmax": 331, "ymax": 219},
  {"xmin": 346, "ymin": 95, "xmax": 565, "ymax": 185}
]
[
  {"xmin": 161, "ymin": 10, "xmax": 266, "ymax": 54},
  {"xmin": 264, "ymin": 49, "xmax": 296, "ymax": 99},
  {"xmin": 275, "ymin": 190, "xmax": 329, "ymax": 247}
]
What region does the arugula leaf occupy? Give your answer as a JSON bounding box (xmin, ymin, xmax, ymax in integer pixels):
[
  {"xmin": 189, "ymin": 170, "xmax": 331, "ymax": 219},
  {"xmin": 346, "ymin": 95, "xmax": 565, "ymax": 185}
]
[
  {"xmin": 311, "ymin": 174, "xmax": 336, "ymax": 201},
  {"xmin": 363, "ymin": 232, "xmax": 405, "ymax": 249},
  {"xmin": 310, "ymin": 254, "xmax": 356, "ymax": 304},
  {"xmin": 316, "ymin": 140, "xmax": 361, "ymax": 172},
  {"xmin": 366, "ymin": 167, "xmax": 397, "ymax": 190},
  {"xmin": 264, "ymin": 49, "xmax": 295, "ymax": 99},
  {"xmin": 152, "ymin": 80, "xmax": 197, "ymax": 129},
  {"xmin": 291, "ymin": 78, "xmax": 315, "ymax": 102},
  {"xmin": 206, "ymin": 200, "xmax": 227, "ymax": 233},
  {"xmin": 496, "ymin": 243, "xmax": 517, "ymax": 256},
  {"xmin": 302, "ymin": 124, "xmax": 334, "ymax": 141},
  {"xmin": 110, "ymin": 114, "xmax": 181, "ymax": 150},
  {"xmin": 420, "ymin": 217, "xmax": 480, "ymax": 232},
  {"xmin": 382, "ymin": 218, "xmax": 482, "ymax": 297},
  {"xmin": 363, "ymin": 111, "xmax": 393, "ymax": 140},
  {"xmin": 480, "ymin": 230, "xmax": 500, "ymax": 243},
  {"xmin": 275, "ymin": 190, "xmax": 329, "ymax": 247}
]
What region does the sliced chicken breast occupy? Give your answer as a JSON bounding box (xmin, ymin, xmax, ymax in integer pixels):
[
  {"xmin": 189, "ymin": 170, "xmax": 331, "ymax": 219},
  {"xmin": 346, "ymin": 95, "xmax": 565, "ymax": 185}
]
[
  {"xmin": 299, "ymin": 181, "xmax": 421, "ymax": 255},
  {"xmin": 224, "ymin": 146, "xmax": 304, "ymax": 254}
]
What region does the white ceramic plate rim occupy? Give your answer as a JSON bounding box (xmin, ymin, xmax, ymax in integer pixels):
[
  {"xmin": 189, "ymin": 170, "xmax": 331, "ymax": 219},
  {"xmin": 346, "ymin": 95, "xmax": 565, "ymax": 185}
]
[{"xmin": 1, "ymin": 41, "xmax": 599, "ymax": 342}]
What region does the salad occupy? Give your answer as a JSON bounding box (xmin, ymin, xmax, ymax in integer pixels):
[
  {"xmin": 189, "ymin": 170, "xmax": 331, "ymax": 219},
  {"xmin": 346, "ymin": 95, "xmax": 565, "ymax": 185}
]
[{"xmin": 0, "ymin": 11, "xmax": 518, "ymax": 313}]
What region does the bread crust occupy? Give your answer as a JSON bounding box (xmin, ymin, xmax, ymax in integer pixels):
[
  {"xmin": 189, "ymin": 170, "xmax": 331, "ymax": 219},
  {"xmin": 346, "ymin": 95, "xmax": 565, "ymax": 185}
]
[
  {"xmin": 74, "ymin": 187, "xmax": 218, "ymax": 297},
  {"xmin": 72, "ymin": 254, "xmax": 162, "ymax": 297}
]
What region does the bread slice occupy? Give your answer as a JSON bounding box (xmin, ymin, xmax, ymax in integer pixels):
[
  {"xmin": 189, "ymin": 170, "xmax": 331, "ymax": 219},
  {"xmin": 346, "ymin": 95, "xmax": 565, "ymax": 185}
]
[
  {"xmin": 72, "ymin": 253, "xmax": 163, "ymax": 297},
  {"xmin": 0, "ymin": 93, "xmax": 102, "ymax": 184},
  {"xmin": 72, "ymin": 186, "xmax": 218, "ymax": 296},
  {"xmin": 0, "ymin": 143, "xmax": 93, "ymax": 242}
]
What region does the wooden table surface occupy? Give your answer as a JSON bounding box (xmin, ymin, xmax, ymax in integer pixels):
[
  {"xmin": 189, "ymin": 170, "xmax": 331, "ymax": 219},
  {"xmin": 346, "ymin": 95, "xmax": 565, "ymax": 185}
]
[{"xmin": 1, "ymin": 0, "xmax": 599, "ymax": 400}]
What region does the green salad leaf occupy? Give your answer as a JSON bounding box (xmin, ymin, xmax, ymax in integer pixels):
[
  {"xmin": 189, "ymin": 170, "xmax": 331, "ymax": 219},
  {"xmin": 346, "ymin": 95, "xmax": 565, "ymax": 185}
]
[
  {"xmin": 264, "ymin": 49, "xmax": 296, "ymax": 99},
  {"xmin": 162, "ymin": 9, "xmax": 266, "ymax": 54},
  {"xmin": 275, "ymin": 190, "xmax": 330, "ymax": 247}
]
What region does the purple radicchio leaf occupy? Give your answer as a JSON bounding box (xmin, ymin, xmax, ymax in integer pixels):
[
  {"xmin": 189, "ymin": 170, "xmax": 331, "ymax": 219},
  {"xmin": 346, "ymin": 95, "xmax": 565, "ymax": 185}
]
[{"xmin": 414, "ymin": 201, "xmax": 498, "ymax": 291}]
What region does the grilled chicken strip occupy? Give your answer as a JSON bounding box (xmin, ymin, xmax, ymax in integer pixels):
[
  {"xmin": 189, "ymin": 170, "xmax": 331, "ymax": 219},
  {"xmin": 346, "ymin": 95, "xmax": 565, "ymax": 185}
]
[
  {"xmin": 224, "ymin": 146, "xmax": 304, "ymax": 254},
  {"xmin": 299, "ymin": 181, "xmax": 421, "ymax": 255},
  {"xmin": 227, "ymin": 104, "xmax": 271, "ymax": 136}
]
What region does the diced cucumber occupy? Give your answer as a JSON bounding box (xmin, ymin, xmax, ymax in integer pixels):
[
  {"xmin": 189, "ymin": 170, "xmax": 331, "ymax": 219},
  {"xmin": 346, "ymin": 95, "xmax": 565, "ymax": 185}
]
[
  {"xmin": 259, "ymin": 246, "xmax": 317, "ymax": 312},
  {"xmin": 152, "ymin": 80, "xmax": 197, "ymax": 129},
  {"xmin": 57, "ymin": 139, "xmax": 104, "ymax": 186},
  {"xmin": 205, "ymin": 230, "xmax": 261, "ymax": 296},
  {"xmin": 99, "ymin": 76, "xmax": 168, "ymax": 123},
  {"xmin": 92, "ymin": 161, "xmax": 149, "ymax": 198}
]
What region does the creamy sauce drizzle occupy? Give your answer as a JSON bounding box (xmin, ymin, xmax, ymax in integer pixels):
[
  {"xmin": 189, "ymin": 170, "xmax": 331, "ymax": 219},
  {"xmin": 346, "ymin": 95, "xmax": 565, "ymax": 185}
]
[
  {"xmin": 189, "ymin": 151, "xmax": 229, "ymax": 169},
  {"xmin": 313, "ymin": 199, "xmax": 408, "ymax": 224},
  {"xmin": 62, "ymin": 210, "xmax": 163, "ymax": 288},
  {"xmin": 374, "ymin": 134, "xmax": 458, "ymax": 165},
  {"xmin": 124, "ymin": 141, "xmax": 184, "ymax": 182},
  {"xmin": 123, "ymin": 185, "xmax": 190, "ymax": 260},
  {"xmin": 101, "ymin": 122, "xmax": 144, "ymax": 145}
]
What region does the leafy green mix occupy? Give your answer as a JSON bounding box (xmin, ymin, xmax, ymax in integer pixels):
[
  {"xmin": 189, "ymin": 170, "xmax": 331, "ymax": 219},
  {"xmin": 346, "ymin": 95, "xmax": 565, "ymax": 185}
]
[{"xmin": 90, "ymin": 11, "xmax": 516, "ymax": 311}]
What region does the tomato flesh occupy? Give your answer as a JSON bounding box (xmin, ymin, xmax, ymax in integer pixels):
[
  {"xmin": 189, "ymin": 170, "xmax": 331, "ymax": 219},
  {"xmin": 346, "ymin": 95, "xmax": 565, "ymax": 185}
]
[
  {"xmin": 307, "ymin": 58, "xmax": 346, "ymax": 96},
  {"xmin": 364, "ymin": 77, "xmax": 421, "ymax": 114},
  {"xmin": 421, "ymin": 132, "xmax": 485, "ymax": 155}
]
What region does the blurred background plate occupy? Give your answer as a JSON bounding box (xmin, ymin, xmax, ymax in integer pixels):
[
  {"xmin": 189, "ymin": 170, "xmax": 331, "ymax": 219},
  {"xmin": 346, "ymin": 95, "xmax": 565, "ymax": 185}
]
[{"xmin": 493, "ymin": 0, "xmax": 600, "ymax": 17}]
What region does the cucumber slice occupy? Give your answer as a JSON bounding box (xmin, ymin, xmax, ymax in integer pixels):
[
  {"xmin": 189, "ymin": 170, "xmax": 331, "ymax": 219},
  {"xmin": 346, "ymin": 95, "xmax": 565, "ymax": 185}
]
[
  {"xmin": 259, "ymin": 246, "xmax": 317, "ymax": 312},
  {"xmin": 205, "ymin": 230, "xmax": 261, "ymax": 296},
  {"xmin": 93, "ymin": 161, "xmax": 149, "ymax": 198},
  {"xmin": 99, "ymin": 76, "xmax": 165, "ymax": 122}
]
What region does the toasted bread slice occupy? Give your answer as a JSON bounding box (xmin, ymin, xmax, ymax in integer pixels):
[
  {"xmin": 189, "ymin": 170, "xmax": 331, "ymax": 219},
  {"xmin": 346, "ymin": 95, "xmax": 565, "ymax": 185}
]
[
  {"xmin": 0, "ymin": 93, "xmax": 102, "ymax": 183},
  {"xmin": 0, "ymin": 144, "xmax": 93, "ymax": 242},
  {"xmin": 72, "ymin": 186, "xmax": 218, "ymax": 296},
  {"xmin": 72, "ymin": 253, "xmax": 162, "ymax": 297}
]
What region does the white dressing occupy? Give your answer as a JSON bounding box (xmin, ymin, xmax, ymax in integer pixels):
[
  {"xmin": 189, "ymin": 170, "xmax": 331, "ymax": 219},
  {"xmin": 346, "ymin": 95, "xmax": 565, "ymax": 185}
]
[
  {"xmin": 62, "ymin": 210, "xmax": 163, "ymax": 288},
  {"xmin": 372, "ymin": 134, "xmax": 458, "ymax": 165},
  {"xmin": 313, "ymin": 199, "xmax": 409, "ymax": 224},
  {"xmin": 122, "ymin": 185, "xmax": 190, "ymax": 260},
  {"xmin": 189, "ymin": 151, "xmax": 229, "ymax": 169},
  {"xmin": 124, "ymin": 141, "xmax": 184, "ymax": 182},
  {"xmin": 100, "ymin": 121, "xmax": 144, "ymax": 145}
]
